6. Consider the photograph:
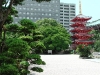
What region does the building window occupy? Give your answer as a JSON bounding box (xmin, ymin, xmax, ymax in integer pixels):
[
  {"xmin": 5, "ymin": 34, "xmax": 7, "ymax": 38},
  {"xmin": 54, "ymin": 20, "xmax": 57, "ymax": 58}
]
[
  {"xmin": 64, "ymin": 17, "xmax": 69, "ymax": 19},
  {"xmin": 60, "ymin": 14, "xmax": 63, "ymax": 15},
  {"xmin": 23, "ymin": 17, "xmax": 25, "ymax": 19},
  {"xmin": 42, "ymin": 9, "xmax": 44, "ymax": 11},
  {"xmin": 38, "ymin": 13, "xmax": 40, "ymax": 15},
  {"xmin": 31, "ymin": 8, "xmax": 33, "ymax": 10},
  {"xmin": 70, "ymin": 14, "xmax": 75, "ymax": 16},
  {"xmin": 64, "ymin": 8, "xmax": 69, "ymax": 10},
  {"xmin": 27, "ymin": 8, "xmax": 29, "ymax": 10},
  {"xmin": 15, "ymin": 22, "xmax": 17, "ymax": 24},
  {"xmin": 70, "ymin": 8, "xmax": 75, "ymax": 10},
  {"xmin": 31, "ymin": 13, "xmax": 33, "ymax": 15},
  {"xmin": 27, "ymin": 12, "xmax": 29, "ymax": 15},
  {"xmin": 52, "ymin": 1, "xmax": 55, "ymax": 3},
  {"xmin": 31, "ymin": 17, "xmax": 33, "ymax": 19},
  {"xmin": 64, "ymin": 5, "xmax": 69, "ymax": 7},
  {"xmin": 23, "ymin": 7, "xmax": 26, "ymax": 10},
  {"xmin": 56, "ymin": 19, "xmax": 58, "ymax": 21},
  {"xmin": 49, "ymin": 9, "xmax": 51, "ymax": 11},
  {"xmin": 27, "ymin": 17, "xmax": 29, "ymax": 19},
  {"xmin": 56, "ymin": 14, "xmax": 58, "ymax": 16},
  {"xmin": 49, "ymin": 5, "xmax": 51, "ymax": 7},
  {"xmin": 64, "ymin": 23, "xmax": 69, "ymax": 25},
  {"xmin": 64, "ymin": 20, "xmax": 69, "ymax": 22},
  {"xmin": 60, "ymin": 7, "xmax": 63, "ymax": 9},
  {"xmin": 70, "ymin": 17, "xmax": 73, "ymax": 19},
  {"xmin": 45, "ymin": 13, "xmax": 48, "ymax": 16},
  {"xmin": 56, "ymin": 10, "xmax": 58, "ymax": 12},
  {"xmin": 56, "ymin": 5, "xmax": 57, "ymax": 7},
  {"xmin": 19, "ymin": 12, "xmax": 22, "ymax": 14},
  {"xmin": 19, "ymin": 17, "xmax": 22, "ymax": 19},
  {"xmin": 49, "ymin": 14, "xmax": 51, "ymax": 16},
  {"xmin": 15, "ymin": 17, "xmax": 17, "ymax": 19},
  {"xmin": 34, "ymin": 17, "xmax": 36, "ymax": 19},
  {"xmin": 70, "ymin": 5, "xmax": 75, "ymax": 7},
  {"xmin": 31, "ymin": 4, "xmax": 33, "ymax": 6},
  {"xmin": 38, "ymin": 9, "xmax": 40, "ymax": 11},
  {"xmin": 34, "ymin": 13, "xmax": 36, "ymax": 15},
  {"xmin": 42, "ymin": 13, "xmax": 44, "ymax": 15},
  {"xmin": 64, "ymin": 14, "xmax": 69, "ymax": 16},
  {"xmin": 70, "ymin": 11, "xmax": 75, "ymax": 13},
  {"xmin": 38, "ymin": 18, "xmax": 40, "ymax": 19},
  {"xmin": 60, "ymin": 4, "xmax": 63, "ymax": 6},
  {"xmin": 38, "ymin": 4, "xmax": 40, "ymax": 6},
  {"xmin": 64, "ymin": 11, "xmax": 69, "ymax": 13},
  {"xmin": 19, "ymin": 8, "xmax": 22, "ymax": 9},
  {"xmin": 23, "ymin": 12, "xmax": 26, "ymax": 14},
  {"xmin": 60, "ymin": 17, "xmax": 63, "ymax": 18}
]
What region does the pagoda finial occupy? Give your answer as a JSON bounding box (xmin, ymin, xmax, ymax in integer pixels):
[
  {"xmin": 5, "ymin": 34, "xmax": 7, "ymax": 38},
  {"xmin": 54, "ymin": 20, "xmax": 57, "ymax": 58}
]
[{"xmin": 79, "ymin": 0, "xmax": 82, "ymax": 15}]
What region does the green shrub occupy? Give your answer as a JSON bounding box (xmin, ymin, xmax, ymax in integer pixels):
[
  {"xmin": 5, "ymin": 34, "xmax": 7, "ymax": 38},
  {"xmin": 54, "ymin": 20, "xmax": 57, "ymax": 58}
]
[{"xmin": 76, "ymin": 45, "xmax": 91, "ymax": 57}]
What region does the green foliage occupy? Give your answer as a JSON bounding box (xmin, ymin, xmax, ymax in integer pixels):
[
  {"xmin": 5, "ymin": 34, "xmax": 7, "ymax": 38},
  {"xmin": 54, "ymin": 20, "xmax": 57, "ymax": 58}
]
[
  {"xmin": 5, "ymin": 38, "xmax": 30, "ymax": 59},
  {"xmin": 0, "ymin": 0, "xmax": 52, "ymax": 75},
  {"xmin": 90, "ymin": 30, "xmax": 100, "ymax": 40},
  {"xmin": 33, "ymin": 30, "xmax": 44, "ymax": 41},
  {"xmin": 36, "ymin": 18, "xmax": 60, "ymax": 26},
  {"xmin": 76, "ymin": 45, "xmax": 91, "ymax": 57},
  {"xmin": 19, "ymin": 36, "xmax": 33, "ymax": 42},
  {"xmin": 19, "ymin": 19, "xmax": 37, "ymax": 36},
  {"xmin": 90, "ymin": 30, "xmax": 100, "ymax": 52},
  {"xmin": 0, "ymin": 64, "xmax": 19, "ymax": 75},
  {"xmin": 19, "ymin": 19, "xmax": 37, "ymax": 29},
  {"xmin": 30, "ymin": 41, "xmax": 46, "ymax": 54},
  {"xmin": 37, "ymin": 19, "xmax": 71, "ymax": 53},
  {"xmin": 31, "ymin": 67, "xmax": 43, "ymax": 72},
  {"xmin": 94, "ymin": 40, "xmax": 100, "ymax": 52},
  {"xmin": 6, "ymin": 24, "xmax": 19, "ymax": 32},
  {"xmin": 27, "ymin": 54, "xmax": 46, "ymax": 66}
]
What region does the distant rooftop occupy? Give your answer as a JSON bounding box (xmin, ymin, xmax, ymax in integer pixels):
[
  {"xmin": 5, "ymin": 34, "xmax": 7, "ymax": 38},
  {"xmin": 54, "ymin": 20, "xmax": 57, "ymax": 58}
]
[{"xmin": 86, "ymin": 19, "xmax": 100, "ymax": 26}]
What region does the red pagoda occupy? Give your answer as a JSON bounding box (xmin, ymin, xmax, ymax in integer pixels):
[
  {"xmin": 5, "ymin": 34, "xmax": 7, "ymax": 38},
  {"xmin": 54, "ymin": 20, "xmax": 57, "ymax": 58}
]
[{"xmin": 70, "ymin": 0, "xmax": 93, "ymax": 49}]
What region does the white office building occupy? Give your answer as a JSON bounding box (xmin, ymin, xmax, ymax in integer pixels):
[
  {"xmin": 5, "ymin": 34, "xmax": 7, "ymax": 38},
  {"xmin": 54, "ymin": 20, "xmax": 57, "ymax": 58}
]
[
  {"xmin": 60, "ymin": 3, "xmax": 76, "ymax": 30},
  {"xmin": 13, "ymin": 0, "xmax": 76, "ymax": 30}
]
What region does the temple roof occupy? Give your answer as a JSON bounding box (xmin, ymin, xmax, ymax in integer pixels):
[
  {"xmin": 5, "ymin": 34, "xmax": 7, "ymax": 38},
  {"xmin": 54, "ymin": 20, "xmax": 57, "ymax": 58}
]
[
  {"xmin": 76, "ymin": 14, "xmax": 91, "ymax": 18},
  {"xmin": 86, "ymin": 19, "xmax": 100, "ymax": 26}
]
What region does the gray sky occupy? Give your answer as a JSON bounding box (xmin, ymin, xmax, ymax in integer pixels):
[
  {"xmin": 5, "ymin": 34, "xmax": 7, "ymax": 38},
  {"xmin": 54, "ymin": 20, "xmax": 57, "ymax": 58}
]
[{"xmin": 60, "ymin": 0, "xmax": 99, "ymax": 22}]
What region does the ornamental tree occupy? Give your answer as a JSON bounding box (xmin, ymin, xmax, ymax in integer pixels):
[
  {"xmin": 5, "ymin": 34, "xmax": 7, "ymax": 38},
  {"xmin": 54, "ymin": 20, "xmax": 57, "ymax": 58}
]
[
  {"xmin": 1, "ymin": 19, "xmax": 46, "ymax": 75},
  {"xmin": 0, "ymin": 0, "xmax": 51, "ymax": 54},
  {"xmin": 36, "ymin": 19, "xmax": 71, "ymax": 53}
]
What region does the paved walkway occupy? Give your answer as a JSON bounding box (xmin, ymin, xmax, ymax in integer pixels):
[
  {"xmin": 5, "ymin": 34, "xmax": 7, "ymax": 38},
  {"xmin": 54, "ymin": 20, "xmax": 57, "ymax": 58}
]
[{"xmin": 28, "ymin": 54, "xmax": 100, "ymax": 75}]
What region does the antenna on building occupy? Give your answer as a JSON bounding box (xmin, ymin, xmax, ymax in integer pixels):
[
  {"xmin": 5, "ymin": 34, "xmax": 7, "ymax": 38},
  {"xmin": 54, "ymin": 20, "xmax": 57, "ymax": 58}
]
[{"xmin": 79, "ymin": 0, "xmax": 82, "ymax": 15}]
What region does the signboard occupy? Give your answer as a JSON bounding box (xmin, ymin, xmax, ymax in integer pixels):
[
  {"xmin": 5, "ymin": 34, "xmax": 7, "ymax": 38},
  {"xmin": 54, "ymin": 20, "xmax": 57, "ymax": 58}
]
[{"xmin": 48, "ymin": 50, "xmax": 52, "ymax": 54}]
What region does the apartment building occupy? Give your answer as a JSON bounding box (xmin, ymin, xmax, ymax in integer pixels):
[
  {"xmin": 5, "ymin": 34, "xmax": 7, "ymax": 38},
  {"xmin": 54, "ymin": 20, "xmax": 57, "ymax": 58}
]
[{"xmin": 60, "ymin": 3, "xmax": 76, "ymax": 30}]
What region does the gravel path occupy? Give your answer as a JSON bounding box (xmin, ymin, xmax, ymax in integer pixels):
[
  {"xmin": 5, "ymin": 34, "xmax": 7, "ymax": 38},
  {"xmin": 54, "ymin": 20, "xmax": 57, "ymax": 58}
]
[{"xmin": 28, "ymin": 54, "xmax": 100, "ymax": 75}]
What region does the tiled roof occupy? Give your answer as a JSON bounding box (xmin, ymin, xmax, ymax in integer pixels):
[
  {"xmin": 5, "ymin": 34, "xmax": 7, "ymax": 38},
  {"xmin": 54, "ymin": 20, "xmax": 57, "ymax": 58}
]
[
  {"xmin": 76, "ymin": 14, "xmax": 91, "ymax": 18},
  {"xmin": 86, "ymin": 19, "xmax": 100, "ymax": 26}
]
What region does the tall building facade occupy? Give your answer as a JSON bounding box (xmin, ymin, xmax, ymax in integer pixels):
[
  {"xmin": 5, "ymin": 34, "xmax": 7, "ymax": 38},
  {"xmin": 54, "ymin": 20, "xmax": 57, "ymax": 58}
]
[
  {"xmin": 60, "ymin": 3, "xmax": 76, "ymax": 30},
  {"xmin": 13, "ymin": 0, "xmax": 60, "ymax": 23},
  {"xmin": 13, "ymin": 0, "xmax": 76, "ymax": 30}
]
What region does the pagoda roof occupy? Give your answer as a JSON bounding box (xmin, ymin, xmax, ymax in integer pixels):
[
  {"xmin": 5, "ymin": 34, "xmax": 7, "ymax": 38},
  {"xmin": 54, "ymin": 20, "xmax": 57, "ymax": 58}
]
[
  {"xmin": 71, "ymin": 14, "xmax": 92, "ymax": 22},
  {"xmin": 76, "ymin": 14, "xmax": 92, "ymax": 18}
]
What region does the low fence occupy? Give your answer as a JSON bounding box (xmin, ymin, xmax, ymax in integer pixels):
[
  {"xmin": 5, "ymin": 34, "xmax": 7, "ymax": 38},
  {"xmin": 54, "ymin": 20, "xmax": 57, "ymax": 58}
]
[{"xmin": 92, "ymin": 52, "xmax": 100, "ymax": 59}]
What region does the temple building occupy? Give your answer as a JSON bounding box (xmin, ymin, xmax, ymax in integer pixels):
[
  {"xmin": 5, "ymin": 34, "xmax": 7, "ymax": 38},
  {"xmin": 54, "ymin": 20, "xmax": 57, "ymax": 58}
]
[
  {"xmin": 87, "ymin": 19, "xmax": 100, "ymax": 31},
  {"xmin": 70, "ymin": 0, "xmax": 93, "ymax": 49}
]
